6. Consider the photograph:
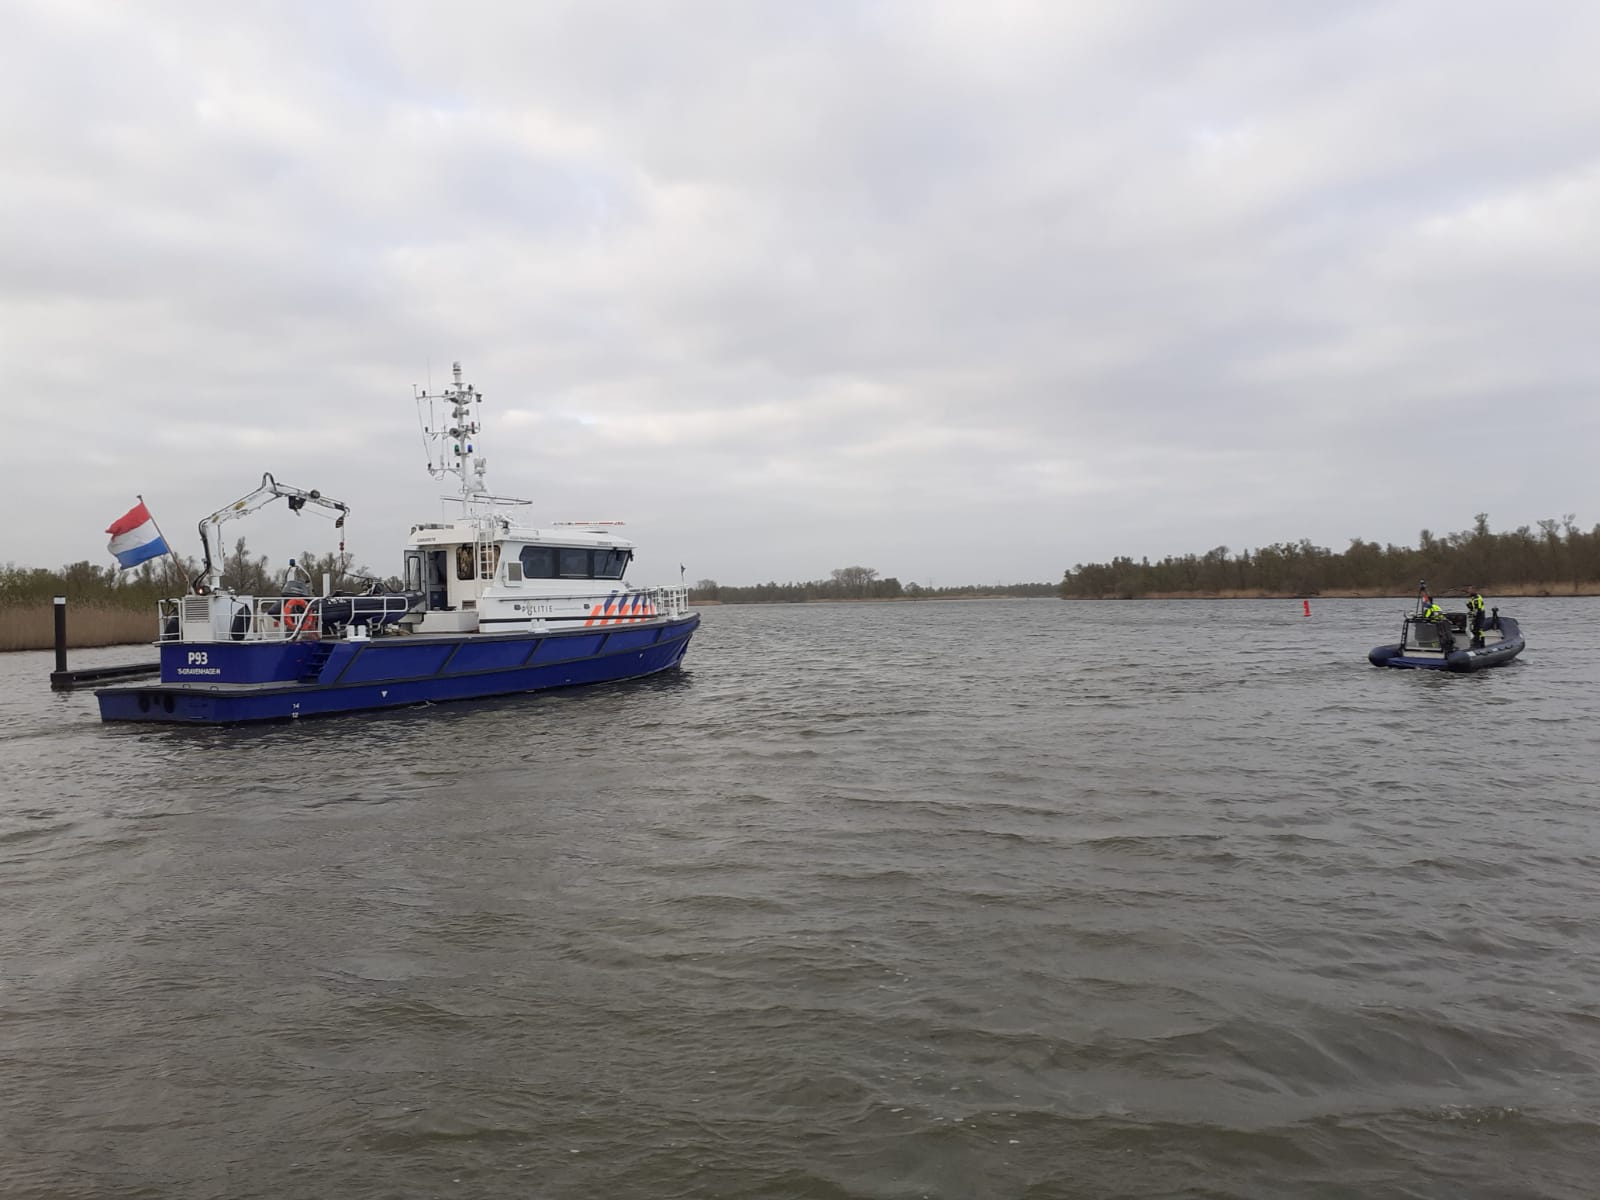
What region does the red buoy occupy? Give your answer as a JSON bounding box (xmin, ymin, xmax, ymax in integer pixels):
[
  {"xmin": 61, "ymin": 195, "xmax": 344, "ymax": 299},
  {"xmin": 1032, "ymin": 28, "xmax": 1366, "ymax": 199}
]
[{"xmin": 1303, "ymin": 599, "xmax": 1311, "ymax": 617}]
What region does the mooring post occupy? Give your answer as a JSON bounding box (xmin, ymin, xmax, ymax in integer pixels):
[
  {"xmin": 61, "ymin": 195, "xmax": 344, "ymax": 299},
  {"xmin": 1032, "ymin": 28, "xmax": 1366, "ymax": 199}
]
[
  {"xmin": 49, "ymin": 593, "xmax": 160, "ymax": 692},
  {"xmin": 53, "ymin": 595, "xmax": 68, "ymax": 674}
]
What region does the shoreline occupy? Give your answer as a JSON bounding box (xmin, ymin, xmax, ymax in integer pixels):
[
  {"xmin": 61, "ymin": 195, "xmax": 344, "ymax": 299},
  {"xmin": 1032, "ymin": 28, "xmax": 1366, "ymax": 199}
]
[
  {"xmin": 6, "ymin": 584, "xmax": 1593, "ymax": 651},
  {"xmin": 1062, "ymin": 583, "xmax": 1599, "ymax": 600}
]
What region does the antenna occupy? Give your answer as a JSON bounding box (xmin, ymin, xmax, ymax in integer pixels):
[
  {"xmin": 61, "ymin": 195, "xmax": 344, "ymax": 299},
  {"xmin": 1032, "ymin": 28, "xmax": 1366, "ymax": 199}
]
[{"xmin": 415, "ymin": 361, "xmax": 488, "ymax": 503}]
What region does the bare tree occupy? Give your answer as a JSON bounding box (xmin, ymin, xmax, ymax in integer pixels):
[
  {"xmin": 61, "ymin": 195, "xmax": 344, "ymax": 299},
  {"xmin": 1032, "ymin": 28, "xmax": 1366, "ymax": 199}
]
[{"xmin": 830, "ymin": 566, "xmax": 878, "ymax": 597}]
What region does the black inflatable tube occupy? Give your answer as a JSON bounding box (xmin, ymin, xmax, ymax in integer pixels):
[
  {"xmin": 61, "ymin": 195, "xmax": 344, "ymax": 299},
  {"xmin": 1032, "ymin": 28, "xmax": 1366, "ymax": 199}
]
[{"xmin": 1369, "ymin": 616, "xmax": 1523, "ymax": 671}]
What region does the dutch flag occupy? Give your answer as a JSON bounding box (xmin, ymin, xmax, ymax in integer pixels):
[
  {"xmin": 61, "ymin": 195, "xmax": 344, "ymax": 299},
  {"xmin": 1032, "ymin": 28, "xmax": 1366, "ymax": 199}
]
[{"xmin": 106, "ymin": 501, "xmax": 171, "ymax": 569}]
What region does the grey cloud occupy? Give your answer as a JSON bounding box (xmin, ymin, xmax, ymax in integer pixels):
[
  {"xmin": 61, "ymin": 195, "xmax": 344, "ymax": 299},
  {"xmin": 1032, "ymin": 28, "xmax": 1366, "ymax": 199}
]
[{"xmin": 3, "ymin": 0, "xmax": 1597, "ymax": 586}]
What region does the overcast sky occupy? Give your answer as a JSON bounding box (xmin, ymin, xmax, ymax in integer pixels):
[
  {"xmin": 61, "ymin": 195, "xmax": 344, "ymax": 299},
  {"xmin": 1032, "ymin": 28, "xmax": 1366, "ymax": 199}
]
[{"xmin": 4, "ymin": 1, "xmax": 1597, "ymax": 587}]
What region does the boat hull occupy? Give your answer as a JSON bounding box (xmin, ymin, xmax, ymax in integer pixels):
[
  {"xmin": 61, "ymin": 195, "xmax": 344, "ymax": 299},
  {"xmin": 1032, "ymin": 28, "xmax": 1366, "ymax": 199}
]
[
  {"xmin": 1368, "ymin": 617, "xmax": 1523, "ymax": 671},
  {"xmin": 97, "ymin": 616, "xmax": 698, "ymax": 723}
]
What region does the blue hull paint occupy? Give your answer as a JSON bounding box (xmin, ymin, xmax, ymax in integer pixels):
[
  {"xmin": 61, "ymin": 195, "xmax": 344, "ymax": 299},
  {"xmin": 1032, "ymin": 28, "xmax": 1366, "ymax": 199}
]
[
  {"xmin": 99, "ymin": 617, "xmax": 699, "ymax": 724},
  {"xmin": 1369, "ymin": 617, "xmax": 1524, "ymax": 672},
  {"xmin": 161, "ymin": 639, "xmax": 323, "ymax": 682}
]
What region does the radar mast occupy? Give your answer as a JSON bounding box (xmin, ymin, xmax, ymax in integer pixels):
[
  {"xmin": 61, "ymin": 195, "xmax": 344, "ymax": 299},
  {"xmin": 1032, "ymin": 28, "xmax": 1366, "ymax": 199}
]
[
  {"xmin": 414, "ymin": 361, "xmax": 532, "ymax": 520},
  {"xmin": 416, "ymin": 361, "xmax": 487, "ymax": 503}
]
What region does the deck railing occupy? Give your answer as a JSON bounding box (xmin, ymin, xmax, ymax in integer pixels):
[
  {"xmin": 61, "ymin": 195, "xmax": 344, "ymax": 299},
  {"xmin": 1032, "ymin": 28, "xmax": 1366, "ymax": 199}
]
[
  {"xmin": 158, "ymin": 594, "xmax": 414, "ymax": 644},
  {"xmin": 574, "ymin": 585, "xmax": 690, "ymax": 626},
  {"xmin": 157, "ymin": 585, "xmax": 691, "ymax": 644}
]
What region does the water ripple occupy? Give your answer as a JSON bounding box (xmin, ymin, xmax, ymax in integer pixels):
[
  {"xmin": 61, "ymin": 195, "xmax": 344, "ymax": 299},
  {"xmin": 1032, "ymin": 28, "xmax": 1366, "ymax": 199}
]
[{"xmin": 2, "ymin": 601, "xmax": 1599, "ymax": 1197}]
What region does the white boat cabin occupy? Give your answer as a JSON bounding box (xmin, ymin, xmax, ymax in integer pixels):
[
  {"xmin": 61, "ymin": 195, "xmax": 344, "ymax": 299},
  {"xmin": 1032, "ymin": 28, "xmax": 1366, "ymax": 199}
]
[{"xmin": 404, "ymin": 518, "xmax": 683, "ymax": 635}]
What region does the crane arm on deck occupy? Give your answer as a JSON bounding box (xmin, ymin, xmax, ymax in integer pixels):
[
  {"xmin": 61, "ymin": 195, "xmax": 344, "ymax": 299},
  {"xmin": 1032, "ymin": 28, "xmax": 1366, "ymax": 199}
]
[{"xmin": 195, "ymin": 472, "xmax": 350, "ymax": 592}]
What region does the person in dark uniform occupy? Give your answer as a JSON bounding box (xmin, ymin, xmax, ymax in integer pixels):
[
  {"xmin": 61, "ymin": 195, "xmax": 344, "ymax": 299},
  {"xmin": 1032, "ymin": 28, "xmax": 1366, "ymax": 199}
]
[{"xmin": 1466, "ymin": 587, "xmax": 1486, "ymax": 645}]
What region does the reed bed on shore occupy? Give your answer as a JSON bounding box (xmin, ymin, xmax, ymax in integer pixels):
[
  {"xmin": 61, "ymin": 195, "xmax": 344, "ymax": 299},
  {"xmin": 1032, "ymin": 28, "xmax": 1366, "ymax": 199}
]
[{"xmin": 0, "ymin": 604, "xmax": 154, "ymax": 652}]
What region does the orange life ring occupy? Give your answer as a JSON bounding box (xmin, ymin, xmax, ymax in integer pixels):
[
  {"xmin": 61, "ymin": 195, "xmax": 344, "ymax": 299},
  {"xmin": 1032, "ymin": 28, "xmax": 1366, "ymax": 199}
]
[{"xmin": 283, "ymin": 597, "xmax": 317, "ymax": 635}]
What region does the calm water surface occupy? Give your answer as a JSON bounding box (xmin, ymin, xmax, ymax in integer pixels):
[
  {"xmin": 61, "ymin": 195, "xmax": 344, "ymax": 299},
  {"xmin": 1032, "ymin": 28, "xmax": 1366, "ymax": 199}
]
[{"xmin": 3, "ymin": 599, "xmax": 1599, "ymax": 1199}]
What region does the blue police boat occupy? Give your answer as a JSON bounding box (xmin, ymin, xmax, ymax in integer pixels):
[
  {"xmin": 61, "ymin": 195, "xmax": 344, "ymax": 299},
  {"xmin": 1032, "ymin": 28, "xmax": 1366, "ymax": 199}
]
[{"xmin": 97, "ymin": 363, "xmax": 698, "ymax": 723}]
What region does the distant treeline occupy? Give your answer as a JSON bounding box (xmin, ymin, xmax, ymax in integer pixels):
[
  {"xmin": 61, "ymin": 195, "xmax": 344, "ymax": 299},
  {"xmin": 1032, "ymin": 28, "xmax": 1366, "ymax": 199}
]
[
  {"xmin": 690, "ymin": 566, "xmax": 1057, "ymax": 604},
  {"xmin": 1, "ymin": 539, "xmax": 387, "ymax": 610},
  {"xmin": 1060, "ymin": 514, "xmax": 1600, "ymax": 598}
]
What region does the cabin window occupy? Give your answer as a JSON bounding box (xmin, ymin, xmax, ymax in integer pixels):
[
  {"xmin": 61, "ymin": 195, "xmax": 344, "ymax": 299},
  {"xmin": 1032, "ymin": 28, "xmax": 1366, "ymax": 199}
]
[
  {"xmin": 506, "ymin": 561, "xmax": 523, "ymax": 583},
  {"xmin": 514, "ymin": 545, "xmax": 630, "ymax": 580},
  {"xmin": 455, "ymin": 545, "xmax": 475, "ymax": 581},
  {"xmin": 404, "ymin": 551, "xmax": 422, "ymax": 592},
  {"xmin": 520, "ymin": 546, "xmax": 556, "ymax": 579}
]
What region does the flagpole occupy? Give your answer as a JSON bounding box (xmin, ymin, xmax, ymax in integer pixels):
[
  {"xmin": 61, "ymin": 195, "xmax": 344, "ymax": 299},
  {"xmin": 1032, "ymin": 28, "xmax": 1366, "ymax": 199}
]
[{"xmin": 138, "ymin": 494, "xmax": 187, "ymax": 593}]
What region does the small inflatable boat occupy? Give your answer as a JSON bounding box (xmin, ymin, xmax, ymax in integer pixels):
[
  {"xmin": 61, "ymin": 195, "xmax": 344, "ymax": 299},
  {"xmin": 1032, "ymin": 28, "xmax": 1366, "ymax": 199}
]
[{"xmin": 1369, "ymin": 605, "xmax": 1524, "ymax": 671}]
